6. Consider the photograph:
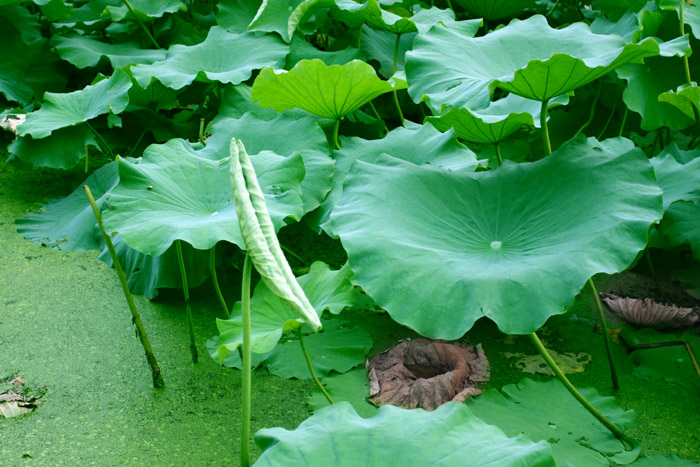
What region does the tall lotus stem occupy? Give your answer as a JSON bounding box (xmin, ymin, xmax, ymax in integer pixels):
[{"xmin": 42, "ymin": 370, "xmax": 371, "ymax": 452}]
[
  {"xmin": 392, "ymin": 33, "xmax": 405, "ymax": 126},
  {"xmin": 83, "ymin": 186, "xmax": 164, "ymax": 389},
  {"xmin": 175, "ymin": 240, "xmax": 198, "ymax": 363},
  {"xmin": 588, "ymin": 279, "xmax": 619, "ymax": 390},
  {"xmin": 299, "ymin": 328, "xmax": 334, "ymax": 404},
  {"xmin": 680, "ymin": 0, "xmax": 700, "ymax": 134},
  {"xmin": 332, "ymin": 119, "xmax": 341, "ymax": 150},
  {"xmin": 209, "ymin": 246, "xmax": 230, "ymax": 318},
  {"xmin": 240, "ymin": 253, "xmax": 253, "ymax": 467},
  {"xmin": 121, "ymin": 0, "xmax": 160, "ymax": 49},
  {"xmin": 529, "ymin": 332, "xmax": 631, "ymax": 445},
  {"xmin": 494, "ymin": 142, "xmax": 503, "ymax": 167},
  {"xmin": 540, "ymin": 99, "xmax": 552, "ymax": 156}
]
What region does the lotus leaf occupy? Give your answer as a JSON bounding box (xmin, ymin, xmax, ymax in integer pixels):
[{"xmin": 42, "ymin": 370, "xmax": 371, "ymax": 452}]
[
  {"xmin": 453, "ymin": 0, "xmax": 536, "ymax": 20},
  {"xmin": 406, "ymin": 15, "xmax": 673, "ymax": 110},
  {"xmin": 199, "ymin": 112, "xmax": 333, "ymax": 213},
  {"xmin": 261, "ymin": 319, "xmax": 372, "ymax": 379},
  {"xmin": 307, "ymin": 368, "xmax": 377, "ymax": 417},
  {"xmin": 104, "ymin": 0, "xmax": 185, "ymax": 21},
  {"xmin": 254, "ymin": 402, "xmax": 556, "ymax": 466},
  {"xmin": 331, "ymin": 137, "xmax": 662, "ymax": 337},
  {"xmin": 650, "ymin": 152, "xmax": 700, "ymax": 210},
  {"xmin": 51, "ymin": 35, "xmax": 166, "ymax": 69},
  {"xmin": 8, "ymin": 126, "xmax": 98, "ymax": 169},
  {"xmin": 312, "ymin": 123, "xmax": 478, "ymax": 234},
  {"xmin": 131, "ymin": 27, "xmax": 289, "ymax": 90},
  {"xmin": 127, "ymin": 80, "xmax": 180, "ymax": 111},
  {"xmin": 659, "ymin": 84, "xmax": 700, "ymax": 120},
  {"xmin": 215, "ymin": 0, "xmax": 261, "ymax": 33},
  {"xmin": 467, "ymin": 378, "xmax": 639, "ymax": 465},
  {"xmin": 659, "ymin": 0, "xmax": 700, "ymax": 41},
  {"xmin": 215, "ymin": 262, "xmax": 362, "ymax": 361},
  {"xmin": 335, "ymin": 0, "xmax": 417, "ymax": 34},
  {"xmin": 288, "ymin": 35, "xmax": 364, "ymax": 67},
  {"xmin": 213, "ymin": 85, "xmax": 279, "ymax": 122},
  {"xmin": 17, "ymin": 69, "xmax": 132, "ymax": 139},
  {"xmin": 427, "ymin": 94, "xmax": 568, "ymax": 144},
  {"xmin": 360, "ymin": 26, "xmax": 414, "ymax": 77},
  {"xmin": 252, "ymin": 59, "xmax": 395, "ymax": 119},
  {"xmin": 102, "ymin": 139, "xmax": 305, "ymax": 256},
  {"xmin": 659, "ymin": 200, "xmax": 700, "ymax": 259},
  {"xmin": 247, "ymin": 0, "xmax": 305, "ymax": 41},
  {"xmin": 2, "ymin": 4, "xmax": 41, "ymax": 44}
]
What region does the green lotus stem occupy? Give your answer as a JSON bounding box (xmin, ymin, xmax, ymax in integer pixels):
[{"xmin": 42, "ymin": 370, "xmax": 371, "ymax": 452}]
[
  {"xmin": 618, "ymin": 106, "xmax": 629, "ymax": 137},
  {"xmin": 299, "ymin": 328, "xmax": 335, "ymax": 405},
  {"xmin": 83, "ymin": 186, "xmax": 165, "ymax": 389},
  {"xmin": 86, "ymin": 121, "xmax": 115, "ymax": 159},
  {"xmin": 240, "ymin": 253, "xmax": 253, "ymax": 467},
  {"xmin": 392, "ymin": 34, "xmax": 405, "ymax": 126},
  {"xmin": 540, "ymin": 99, "xmax": 552, "ymax": 156},
  {"xmin": 529, "ymin": 332, "xmax": 631, "ymax": 445},
  {"xmin": 588, "ymin": 278, "xmax": 619, "ymax": 390},
  {"xmin": 597, "ymin": 100, "xmax": 618, "ymax": 140},
  {"xmin": 445, "ymin": 0, "xmax": 453, "ymax": 11},
  {"xmin": 356, "ymin": 24, "xmax": 364, "ymax": 49},
  {"xmin": 574, "ymin": 82, "xmax": 601, "ymax": 138},
  {"xmin": 127, "ymin": 128, "xmax": 148, "ymax": 159},
  {"xmin": 626, "ymin": 340, "xmax": 700, "ymax": 383},
  {"xmin": 368, "ymin": 101, "xmax": 388, "ymax": 133},
  {"xmin": 121, "ymin": 0, "xmax": 160, "ymax": 49},
  {"xmin": 332, "ymin": 119, "xmax": 341, "ymax": 150},
  {"xmin": 209, "ymin": 247, "xmax": 229, "ymax": 318},
  {"xmin": 546, "ymin": 0, "xmax": 562, "ymax": 17},
  {"xmin": 199, "ymin": 118, "xmax": 205, "ymax": 145},
  {"xmin": 84, "ymin": 146, "xmax": 89, "ymax": 173},
  {"xmin": 679, "ymin": 0, "xmax": 700, "ymax": 134},
  {"xmin": 175, "ymin": 240, "xmax": 198, "ymax": 363},
  {"xmin": 281, "ymin": 244, "xmax": 305, "ymax": 264},
  {"xmin": 494, "ymin": 142, "xmax": 503, "ymax": 167}
]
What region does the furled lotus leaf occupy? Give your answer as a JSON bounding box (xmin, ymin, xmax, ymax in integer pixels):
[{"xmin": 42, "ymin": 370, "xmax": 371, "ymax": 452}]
[
  {"xmin": 252, "ymin": 59, "xmax": 395, "ymax": 119},
  {"xmin": 102, "ymin": 139, "xmax": 305, "ymax": 257},
  {"xmin": 131, "ymin": 27, "xmax": 288, "ymax": 90},
  {"xmin": 51, "ymin": 35, "xmax": 166, "ymax": 69},
  {"xmin": 311, "ymin": 123, "xmax": 477, "ymax": 235},
  {"xmin": 215, "ymin": 0, "xmax": 261, "ymax": 33},
  {"xmin": 198, "ymin": 112, "xmax": 333, "ymax": 214},
  {"xmin": 452, "ymin": 0, "xmax": 536, "ymax": 20},
  {"xmin": 659, "ymin": 200, "xmax": 700, "ymax": 260},
  {"xmin": 254, "ymin": 402, "xmax": 556, "ymax": 466},
  {"xmin": 331, "ymin": 137, "xmax": 662, "ymax": 337},
  {"xmin": 650, "ymin": 152, "xmax": 700, "ymax": 211},
  {"xmin": 17, "ymin": 69, "xmax": 132, "ymax": 139},
  {"xmin": 8, "ymin": 126, "xmax": 98, "ymax": 169},
  {"xmin": 659, "ymin": 83, "xmax": 700, "ymax": 120},
  {"xmin": 215, "ymin": 262, "xmax": 361, "ymax": 361},
  {"xmin": 104, "ymin": 0, "xmax": 185, "ymax": 21},
  {"xmin": 308, "ymin": 368, "xmax": 378, "ymax": 417},
  {"xmin": 600, "ymin": 293, "xmax": 700, "ymax": 329},
  {"xmin": 427, "ymin": 94, "xmax": 568, "ymax": 144},
  {"xmin": 262, "ymin": 319, "xmax": 373, "ymax": 379},
  {"xmin": 406, "ymin": 15, "xmax": 675, "ymax": 110},
  {"xmin": 467, "ymin": 378, "xmax": 640, "ymax": 466}
]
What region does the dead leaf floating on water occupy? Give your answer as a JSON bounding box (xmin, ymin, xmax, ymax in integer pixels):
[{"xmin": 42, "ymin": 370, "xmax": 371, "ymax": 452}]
[
  {"xmin": 0, "ymin": 376, "xmax": 44, "ymax": 419},
  {"xmin": 600, "ymin": 293, "xmax": 700, "ymax": 329},
  {"xmin": 367, "ymin": 339, "xmax": 490, "ymax": 411}
]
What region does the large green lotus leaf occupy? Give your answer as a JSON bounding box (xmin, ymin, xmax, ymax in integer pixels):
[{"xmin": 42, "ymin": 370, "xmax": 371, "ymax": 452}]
[
  {"xmin": 246, "ymin": 0, "xmax": 304, "ymax": 41},
  {"xmin": 659, "ymin": 0, "xmax": 700, "ymax": 41},
  {"xmin": 8, "ymin": 125, "xmax": 98, "ymax": 169},
  {"xmin": 406, "ymin": 15, "xmax": 671, "ymax": 110},
  {"xmin": 212, "ymin": 85, "xmax": 280, "ymax": 122},
  {"xmin": 331, "ymin": 137, "xmax": 662, "ymax": 337},
  {"xmin": 102, "ymin": 139, "xmax": 305, "ymax": 256},
  {"xmin": 659, "ymin": 200, "xmax": 700, "ymax": 260},
  {"xmin": 335, "ymin": 0, "xmax": 418, "ymax": 34},
  {"xmin": 216, "ymin": 0, "xmax": 261, "ymax": 33},
  {"xmin": 453, "ymin": 0, "xmax": 536, "ymax": 20},
  {"xmin": 467, "ymin": 378, "xmax": 639, "ymax": 465},
  {"xmin": 215, "ymin": 262, "xmax": 363, "ymax": 361},
  {"xmin": 658, "ymin": 142, "xmax": 700, "ymax": 164},
  {"xmin": 427, "ymin": 94, "xmax": 568, "ymax": 144},
  {"xmin": 126, "ymin": 79, "xmax": 180, "ymax": 111},
  {"xmin": 307, "ymin": 367, "xmax": 377, "ymax": 418},
  {"xmin": 622, "ymin": 327, "xmax": 700, "ymax": 391},
  {"xmin": 311, "ymin": 123, "xmax": 478, "ymax": 235},
  {"xmin": 17, "ymin": 69, "xmax": 132, "ymax": 139},
  {"xmin": 104, "ymin": 0, "xmax": 185, "ymax": 22},
  {"xmin": 262, "ymin": 319, "xmax": 372, "ymax": 379},
  {"xmin": 131, "ymin": 27, "xmax": 288, "ymax": 90},
  {"xmin": 254, "ymin": 402, "xmax": 556, "ymax": 466},
  {"xmin": 288, "ymin": 35, "xmax": 364, "ymax": 67},
  {"xmin": 252, "ymin": 59, "xmax": 395, "ymax": 119},
  {"xmin": 650, "ymin": 152, "xmax": 700, "ymax": 211},
  {"xmin": 198, "ymin": 112, "xmax": 333, "ymax": 214},
  {"xmin": 2, "ymin": 4, "xmax": 41, "ymax": 44},
  {"xmin": 51, "ymin": 34, "xmax": 166, "ymax": 69},
  {"xmin": 659, "ymin": 83, "xmax": 700, "ymax": 120}
]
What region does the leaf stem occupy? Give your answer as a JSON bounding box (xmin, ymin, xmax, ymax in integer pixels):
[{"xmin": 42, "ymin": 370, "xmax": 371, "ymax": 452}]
[
  {"xmin": 679, "ymin": 0, "xmax": 700, "ymax": 134},
  {"xmin": 392, "ymin": 33, "xmax": 405, "ymax": 126},
  {"xmin": 299, "ymin": 328, "xmax": 334, "ymax": 404},
  {"xmin": 588, "ymin": 278, "xmax": 619, "ymax": 390},
  {"xmin": 546, "ymin": 0, "xmax": 562, "ymax": 17},
  {"xmin": 494, "ymin": 142, "xmax": 503, "ymax": 167},
  {"xmin": 83, "ymin": 186, "xmax": 164, "ymax": 389},
  {"xmin": 618, "ymin": 106, "xmax": 629, "ymax": 137},
  {"xmin": 84, "ymin": 146, "xmax": 89, "ymax": 173},
  {"xmin": 368, "ymin": 100, "xmax": 388, "ymax": 134},
  {"xmin": 209, "ymin": 246, "xmax": 229, "ymax": 318},
  {"xmin": 332, "ymin": 119, "xmax": 341, "ymax": 150},
  {"xmin": 540, "ymin": 99, "xmax": 552, "ymax": 156},
  {"xmin": 121, "ymin": 0, "xmax": 161, "ymax": 49},
  {"xmin": 596, "ymin": 99, "xmax": 618, "ymax": 140},
  {"xmin": 127, "ymin": 128, "xmax": 148, "ymax": 159},
  {"xmin": 240, "ymin": 253, "xmax": 253, "ymax": 467},
  {"xmin": 574, "ymin": 82, "xmax": 601, "ymax": 138},
  {"xmin": 529, "ymin": 332, "xmax": 631, "ymax": 445},
  {"xmin": 175, "ymin": 240, "xmax": 198, "ymax": 363},
  {"xmin": 281, "ymin": 244, "xmax": 305, "ymax": 264},
  {"xmin": 85, "ymin": 121, "xmax": 115, "ymax": 159}
]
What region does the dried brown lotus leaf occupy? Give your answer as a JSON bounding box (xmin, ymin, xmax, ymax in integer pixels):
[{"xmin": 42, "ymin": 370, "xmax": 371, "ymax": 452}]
[
  {"xmin": 367, "ymin": 339, "xmax": 490, "ymax": 411},
  {"xmin": 0, "ymin": 375, "xmax": 43, "ymax": 418},
  {"xmin": 600, "ymin": 293, "xmax": 700, "ymax": 329}
]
